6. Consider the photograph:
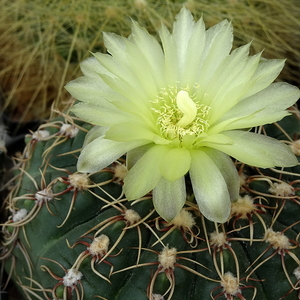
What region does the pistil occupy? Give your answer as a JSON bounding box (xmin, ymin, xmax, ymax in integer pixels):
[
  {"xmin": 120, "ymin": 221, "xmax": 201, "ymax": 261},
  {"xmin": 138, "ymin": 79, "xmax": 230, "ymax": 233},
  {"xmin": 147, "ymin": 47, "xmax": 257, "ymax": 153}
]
[{"xmin": 176, "ymin": 90, "xmax": 198, "ymax": 127}]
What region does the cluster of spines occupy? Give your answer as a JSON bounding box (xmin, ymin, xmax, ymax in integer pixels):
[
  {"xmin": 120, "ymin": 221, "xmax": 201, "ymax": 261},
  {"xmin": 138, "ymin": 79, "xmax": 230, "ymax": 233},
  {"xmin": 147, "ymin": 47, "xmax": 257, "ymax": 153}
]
[{"xmin": 0, "ymin": 108, "xmax": 300, "ymax": 300}]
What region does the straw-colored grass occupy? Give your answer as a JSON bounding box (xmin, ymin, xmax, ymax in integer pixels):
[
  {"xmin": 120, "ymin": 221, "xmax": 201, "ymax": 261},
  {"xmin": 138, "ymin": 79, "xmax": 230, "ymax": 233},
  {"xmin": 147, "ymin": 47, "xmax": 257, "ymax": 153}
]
[{"xmin": 1, "ymin": 0, "xmax": 299, "ymax": 122}]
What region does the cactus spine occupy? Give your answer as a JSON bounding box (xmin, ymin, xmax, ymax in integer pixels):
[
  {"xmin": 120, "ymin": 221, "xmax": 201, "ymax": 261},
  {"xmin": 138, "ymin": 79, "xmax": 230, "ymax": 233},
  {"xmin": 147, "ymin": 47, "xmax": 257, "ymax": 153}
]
[{"xmin": 1, "ymin": 107, "xmax": 300, "ymax": 300}]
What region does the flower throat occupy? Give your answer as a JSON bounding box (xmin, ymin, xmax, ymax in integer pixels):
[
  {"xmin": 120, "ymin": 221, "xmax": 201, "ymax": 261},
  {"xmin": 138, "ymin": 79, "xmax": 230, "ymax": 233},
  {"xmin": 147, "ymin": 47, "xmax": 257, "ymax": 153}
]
[{"xmin": 150, "ymin": 86, "xmax": 211, "ymax": 140}]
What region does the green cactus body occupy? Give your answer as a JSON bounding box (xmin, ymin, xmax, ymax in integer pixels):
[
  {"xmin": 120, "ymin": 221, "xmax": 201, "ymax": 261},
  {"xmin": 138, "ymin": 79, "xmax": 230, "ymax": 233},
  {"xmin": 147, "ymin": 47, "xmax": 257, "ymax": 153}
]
[{"xmin": 1, "ymin": 109, "xmax": 300, "ymax": 300}]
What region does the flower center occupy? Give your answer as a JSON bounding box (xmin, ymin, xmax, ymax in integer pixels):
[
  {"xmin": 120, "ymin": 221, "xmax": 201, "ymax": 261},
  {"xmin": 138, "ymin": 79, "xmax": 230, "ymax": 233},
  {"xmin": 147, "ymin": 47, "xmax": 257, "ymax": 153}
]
[
  {"xmin": 151, "ymin": 86, "xmax": 211, "ymax": 141},
  {"xmin": 176, "ymin": 90, "xmax": 197, "ymax": 127}
]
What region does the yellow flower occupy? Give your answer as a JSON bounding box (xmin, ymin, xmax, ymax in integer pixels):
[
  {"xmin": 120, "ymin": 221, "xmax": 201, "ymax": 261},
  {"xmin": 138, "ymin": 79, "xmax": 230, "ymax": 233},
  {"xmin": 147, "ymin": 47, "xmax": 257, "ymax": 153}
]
[{"xmin": 65, "ymin": 8, "xmax": 299, "ymax": 223}]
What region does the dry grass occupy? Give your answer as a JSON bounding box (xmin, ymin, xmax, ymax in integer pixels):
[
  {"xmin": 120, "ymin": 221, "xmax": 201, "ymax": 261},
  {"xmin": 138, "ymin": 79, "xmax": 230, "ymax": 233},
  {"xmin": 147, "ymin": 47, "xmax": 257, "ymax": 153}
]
[{"xmin": 0, "ymin": 0, "xmax": 299, "ymax": 122}]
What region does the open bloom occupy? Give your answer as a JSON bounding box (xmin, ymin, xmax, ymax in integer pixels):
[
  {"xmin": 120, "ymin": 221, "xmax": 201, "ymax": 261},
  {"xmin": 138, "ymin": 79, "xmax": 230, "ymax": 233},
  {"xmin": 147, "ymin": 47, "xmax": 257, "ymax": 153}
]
[{"xmin": 65, "ymin": 8, "xmax": 299, "ymax": 223}]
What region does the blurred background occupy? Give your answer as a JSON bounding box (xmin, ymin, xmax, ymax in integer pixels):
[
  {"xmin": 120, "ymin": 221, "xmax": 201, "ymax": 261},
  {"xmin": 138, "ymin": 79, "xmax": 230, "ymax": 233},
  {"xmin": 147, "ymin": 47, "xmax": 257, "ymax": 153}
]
[{"xmin": 0, "ymin": 0, "xmax": 299, "ymax": 125}]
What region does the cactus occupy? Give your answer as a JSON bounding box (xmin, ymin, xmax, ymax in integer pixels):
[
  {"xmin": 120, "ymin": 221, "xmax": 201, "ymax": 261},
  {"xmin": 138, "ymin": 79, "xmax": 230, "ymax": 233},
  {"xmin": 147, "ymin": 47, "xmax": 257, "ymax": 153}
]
[
  {"xmin": 2, "ymin": 6, "xmax": 300, "ymax": 300},
  {"xmin": 1, "ymin": 104, "xmax": 300, "ymax": 300}
]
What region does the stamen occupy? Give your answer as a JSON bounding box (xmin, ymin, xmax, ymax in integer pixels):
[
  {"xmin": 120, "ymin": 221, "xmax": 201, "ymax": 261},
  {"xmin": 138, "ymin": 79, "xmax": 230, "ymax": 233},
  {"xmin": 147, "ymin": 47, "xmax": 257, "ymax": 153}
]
[{"xmin": 150, "ymin": 85, "xmax": 211, "ymax": 141}]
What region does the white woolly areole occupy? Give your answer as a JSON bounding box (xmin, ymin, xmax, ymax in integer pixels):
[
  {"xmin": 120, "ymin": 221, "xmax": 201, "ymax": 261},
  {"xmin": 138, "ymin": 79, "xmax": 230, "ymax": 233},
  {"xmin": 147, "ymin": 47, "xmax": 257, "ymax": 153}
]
[
  {"xmin": 60, "ymin": 124, "xmax": 79, "ymax": 138},
  {"xmin": 32, "ymin": 130, "xmax": 50, "ymax": 141},
  {"xmin": 88, "ymin": 234, "xmax": 109, "ymax": 257},
  {"xmin": 209, "ymin": 231, "xmax": 229, "ymax": 249},
  {"xmin": 63, "ymin": 269, "xmax": 83, "ymax": 287},
  {"xmin": 113, "ymin": 164, "xmax": 128, "ymax": 182},
  {"xmin": 221, "ymin": 272, "xmax": 241, "ymax": 296},
  {"xmin": 35, "ymin": 188, "xmax": 53, "ymax": 203},
  {"xmin": 269, "ymin": 182, "xmax": 294, "ymax": 197},
  {"xmin": 158, "ymin": 246, "xmax": 177, "ymax": 270},
  {"xmin": 124, "ymin": 209, "xmax": 141, "ymax": 226},
  {"xmin": 69, "ymin": 173, "xmax": 90, "ymax": 190},
  {"xmin": 230, "ymin": 195, "xmax": 256, "ymax": 219},
  {"xmin": 264, "ymin": 228, "xmax": 291, "ymax": 250},
  {"xmin": 12, "ymin": 208, "xmax": 27, "ymax": 222},
  {"xmin": 169, "ymin": 209, "xmax": 195, "ymax": 228},
  {"xmin": 293, "ymin": 266, "xmax": 300, "ymax": 279}
]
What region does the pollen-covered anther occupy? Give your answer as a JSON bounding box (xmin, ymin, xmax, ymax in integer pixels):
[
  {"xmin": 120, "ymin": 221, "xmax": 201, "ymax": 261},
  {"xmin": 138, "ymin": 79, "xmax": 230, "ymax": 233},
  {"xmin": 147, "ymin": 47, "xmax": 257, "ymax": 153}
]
[
  {"xmin": 62, "ymin": 268, "xmax": 83, "ymax": 287},
  {"xmin": 168, "ymin": 209, "xmax": 195, "ymax": 229},
  {"xmin": 60, "ymin": 124, "xmax": 79, "ymax": 138},
  {"xmin": 289, "ymin": 140, "xmax": 300, "ymax": 156},
  {"xmin": 158, "ymin": 246, "xmax": 177, "ymax": 271},
  {"xmin": 32, "ymin": 130, "xmax": 50, "ymax": 141},
  {"xmin": 88, "ymin": 234, "xmax": 109, "ymax": 257},
  {"xmin": 269, "ymin": 182, "xmax": 294, "ymax": 197},
  {"xmin": 230, "ymin": 195, "xmax": 257, "ymax": 219},
  {"xmin": 12, "ymin": 208, "xmax": 28, "ymax": 222},
  {"xmin": 123, "ymin": 209, "xmax": 141, "ymax": 226},
  {"xmin": 221, "ymin": 272, "xmax": 241, "ymax": 296},
  {"xmin": 209, "ymin": 231, "xmax": 230, "ymax": 249},
  {"xmin": 68, "ymin": 173, "xmax": 91, "ymax": 190},
  {"xmin": 264, "ymin": 228, "xmax": 291, "ymax": 251},
  {"xmin": 35, "ymin": 188, "xmax": 53, "ymax": 203}
]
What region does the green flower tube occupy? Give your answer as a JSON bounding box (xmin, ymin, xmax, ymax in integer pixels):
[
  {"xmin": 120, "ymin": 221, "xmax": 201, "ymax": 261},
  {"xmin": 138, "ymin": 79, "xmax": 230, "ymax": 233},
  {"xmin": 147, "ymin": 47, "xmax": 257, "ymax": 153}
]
[{"xmin": 65, "ymin": 7, "xmax": 299, "ymax": 223}]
